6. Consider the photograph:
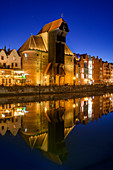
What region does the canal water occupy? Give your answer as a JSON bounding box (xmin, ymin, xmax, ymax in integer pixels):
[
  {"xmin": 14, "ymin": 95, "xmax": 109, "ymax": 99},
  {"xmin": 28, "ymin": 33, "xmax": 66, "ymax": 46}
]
[{"xmin": 0, "ymin": 93, "xmax": 113, "ymax": 170}]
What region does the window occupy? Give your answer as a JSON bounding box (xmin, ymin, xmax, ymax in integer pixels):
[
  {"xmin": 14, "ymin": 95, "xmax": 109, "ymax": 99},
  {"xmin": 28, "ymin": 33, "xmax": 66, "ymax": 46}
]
[
  {"xmin": 1, "ymin": 56, "xmax": 4, "ymax": 60},
  {"xmin": 12, "ymin": 63, "xmax": 14, "ymax": 67},
  {"xmin": 13, "ymin": 56, "xmax": 16, "ymax": 61},
  {"xmin": 15, "ymin": 63, "xmax": 18, "ymax": 67},
  {"xmin": 2, "ymin": 126, "xmax": 4, "ymax": 130},
  {"xmin": 3, "ymin": 63, "xmax": 6, "ymax": 68},
  {"xmin": 24, "ymin": 53, "xmax": 27, "ymax": 57},
  {"xmin": 9, "ymin": 79, "xmax": 11, "ymax": 83}
]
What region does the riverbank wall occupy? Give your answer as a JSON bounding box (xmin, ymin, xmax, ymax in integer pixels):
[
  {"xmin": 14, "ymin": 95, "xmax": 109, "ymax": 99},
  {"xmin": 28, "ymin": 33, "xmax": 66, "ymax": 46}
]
[{"xmin": 0, "ymin": 84, "xmax": 113, "ymax": 97}]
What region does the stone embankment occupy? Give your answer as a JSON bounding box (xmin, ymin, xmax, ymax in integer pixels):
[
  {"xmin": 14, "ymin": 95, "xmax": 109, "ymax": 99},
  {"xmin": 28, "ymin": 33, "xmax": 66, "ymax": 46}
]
[{"xmin": 0, "ymin": 84, "xmax": 113, "ymax": 97}]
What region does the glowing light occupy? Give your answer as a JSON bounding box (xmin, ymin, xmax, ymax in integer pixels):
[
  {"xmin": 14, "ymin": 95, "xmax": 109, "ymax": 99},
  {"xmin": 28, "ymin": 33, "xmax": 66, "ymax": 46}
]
[
  {"xmin": 14, "ymin": 112, "xmax": 24, "ymax": 116},
  {"xmin": 23, "ymin": 73, "xmax": 29, "ymax": 75},
  {"xmin": 5, "ymin": 75, "xmax": 9, "ymax": 77},
  {"xmin": 25, "ymin": 128, "xmax": 27, "ymax": 132},
  {"xmin": 14, "ymin": 71, "xmax": 24, "ymax": 74},
  {"xmin": 73, "ymin": 77, "xmax": 76, "ymax": 80},
  {"xmin": 84, "ymin": 97, "xmax": 88, "ymax": 101},
  {"xmin": 24, "ymin": 111, "xmax": 29, "ymax": 113},
  {"xmin": 13, "ymin": 125, "xmax": 16, "ymax": 128},
  {"xmin": 73, "ymin": 104, "xmax": 76, "ymax": 108},
  {"xmin": 6, "ymin": 110, "xmax": 10, "ymax": 113},
  {"xmin": 45, "ymin": 76, "xmax": 47, "ymax": 79},
  {"xmin": 44, "ymin": 107, "xmax": 47, "ymax": 112},
  {"xmin": 2, "ymin": 114, "xmax": 5, "ymax": 118},
  {"xmin": 24, "ymin": 53, "xmax": 27, "ymax": 57},
  {"xmin": 84, "ymin": 116, "xmax": 87, "ymax": 119}
]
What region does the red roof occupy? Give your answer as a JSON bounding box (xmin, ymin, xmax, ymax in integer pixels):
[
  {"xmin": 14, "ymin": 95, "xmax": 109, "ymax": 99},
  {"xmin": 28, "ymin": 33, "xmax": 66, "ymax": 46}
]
[{"xmin": 38, "ymin": 18, "xmax": 68, "ymax": 34}]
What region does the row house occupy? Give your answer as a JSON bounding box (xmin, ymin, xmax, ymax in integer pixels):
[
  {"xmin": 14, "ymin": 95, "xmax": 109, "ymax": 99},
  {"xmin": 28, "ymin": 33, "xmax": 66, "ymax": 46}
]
[
  {"xmin": 92, "ymin": 56, "xmax": 103, "ymax": 84},
  {"xmin": 109, "ymin": 63, "xmax": 113, "ymax": 83},
  {"xmin": 74, "ymin": 53, "xmax": 113, "ymax": 85},
  {"xmin": 0, "ymin": 49, "xmax": 26, "ymax": 86},
  {"xmin": 103, "ymin": 62, "xmax": 110, "ymax": 84},
  {"xmin": 74, "ymin": 53, "xmax": 93, "ymax": 85}
]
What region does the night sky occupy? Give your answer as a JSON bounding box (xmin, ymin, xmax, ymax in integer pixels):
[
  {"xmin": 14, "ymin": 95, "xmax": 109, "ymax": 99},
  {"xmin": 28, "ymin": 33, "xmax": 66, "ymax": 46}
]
[{"xmin": 0, "ymin": 0, "xmax": 113, "ymax": 62}]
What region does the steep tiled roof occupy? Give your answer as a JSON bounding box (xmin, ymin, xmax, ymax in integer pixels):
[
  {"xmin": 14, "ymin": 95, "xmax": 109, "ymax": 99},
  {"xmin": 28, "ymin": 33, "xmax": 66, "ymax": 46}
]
[
  {"xmin": 18, "ymin": 34, "xmax": 73, "ymax": 55},
  {"xmin": 18, "ymin": 35, "xmax": 47, "ymax": 52},
  {"xmin": 38, "ymin": 18, "xmax": 67, "ymax": 34}
]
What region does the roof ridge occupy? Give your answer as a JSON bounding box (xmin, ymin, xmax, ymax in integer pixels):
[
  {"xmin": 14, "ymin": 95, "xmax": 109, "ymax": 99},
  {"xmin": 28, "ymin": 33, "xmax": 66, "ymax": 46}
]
[{"xmin": 37, "ymin": 18, "xmax": 67, "ymax": 34}]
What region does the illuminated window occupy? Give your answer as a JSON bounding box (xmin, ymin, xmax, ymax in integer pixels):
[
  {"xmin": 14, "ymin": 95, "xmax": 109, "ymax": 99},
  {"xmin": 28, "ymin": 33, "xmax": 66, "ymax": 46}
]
[
  {"xmin": 13, "ymin": 56, "xmax": 16, "ymax": 61},
  {"xmin": 81, "ymin": 73, "xmax": 84, "ymax": 79},
  {"xmin": 24, "ymin": 53, "xmax": 27, "ymax": 57},
  {"xmin": 25, "ymin": 128, "xmax": 27, "ymax": 132}
]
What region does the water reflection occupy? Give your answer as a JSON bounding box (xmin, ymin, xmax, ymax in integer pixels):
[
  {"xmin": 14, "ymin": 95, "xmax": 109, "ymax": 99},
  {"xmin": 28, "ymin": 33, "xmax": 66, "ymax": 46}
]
[{"xmin": 0, "ymin": 93, "xmax": 113, "ymax": 164}]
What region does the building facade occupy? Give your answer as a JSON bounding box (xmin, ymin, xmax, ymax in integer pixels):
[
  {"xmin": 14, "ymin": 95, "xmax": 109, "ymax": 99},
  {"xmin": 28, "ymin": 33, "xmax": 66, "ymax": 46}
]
[
  {"xmin": 0, "ymin": 18, "xmax": 113, "ymax": 86},
  {"xmin": 0, "ymin": 49, "xmax": 26, "ymax": 86},
  {"xmin": 18, "ymin": 18, "xmax": 74, "ymax": 86}
]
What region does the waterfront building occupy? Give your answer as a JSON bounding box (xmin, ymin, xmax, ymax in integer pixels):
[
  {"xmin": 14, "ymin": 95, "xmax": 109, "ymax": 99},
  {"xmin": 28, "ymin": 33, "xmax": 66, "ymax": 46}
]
[
  {"xmin": 0, "ymin": 49, "xmax": 26, "ymax": 85},
  {"xmin": 74, "ymin": 53, "xmax": 93, "ymax": 85},
  {"xmin": 0, "ymin": 19, "xmax": 113, "ymax": 86},
  {"xmin": 18, "ymin": 18, "xmax": 74, "ymax": 86},
  {"xmin": 103, "ymin": 61, "xmax": 110, "ymax": 84},
  {"xmin": 109, "ymin": 63, "xmax": 113, "ymax": 84}
]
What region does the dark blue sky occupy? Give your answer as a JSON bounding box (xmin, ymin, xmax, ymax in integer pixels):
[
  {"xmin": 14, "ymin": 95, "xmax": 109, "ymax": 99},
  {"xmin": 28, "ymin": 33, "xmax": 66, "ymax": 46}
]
[{"xmin": 0, "ymin": 0, "xmax": 113, "ymax": 62}]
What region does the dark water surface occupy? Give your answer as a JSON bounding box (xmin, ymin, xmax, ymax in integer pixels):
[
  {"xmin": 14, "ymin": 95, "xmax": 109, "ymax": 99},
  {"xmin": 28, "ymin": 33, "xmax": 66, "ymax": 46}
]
[{"xmin": 0, "ymin": 94, "xmax": 113, "ymax": 170}]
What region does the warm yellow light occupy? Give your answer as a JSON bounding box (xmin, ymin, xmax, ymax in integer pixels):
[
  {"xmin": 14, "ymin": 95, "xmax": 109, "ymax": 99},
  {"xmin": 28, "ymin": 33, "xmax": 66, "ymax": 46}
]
[
  {"xmin": 84, "ymin": 79, "xmax": 87, "ymax": 81},
  {"xmin": 14, "ymin": 71, "xmax": 24, "ymax": 74},
  {"xmin": 6, "ymin": 110, "xmax": 10, "ymax": 113},
  {"xmin": 2, "ymin": 114, "xmax": 5, "ymax": 118},
  {"xmin": 45, "ymin": 76, "xmax": 47, "ymax": 79},
  {"xmin": 73, "ymin": 104, "xmax": 76, "ymax": 108},
  {"xmin": 73, "ymin": 77, "xmax": 76, "ymax": 80},
  {"xmin": 45, "ymin": 107, "xmax": 47, "ymax": 112},
  {"xmin": 84, "ymin": 97, "xmax": 88, "ymax": 101}
]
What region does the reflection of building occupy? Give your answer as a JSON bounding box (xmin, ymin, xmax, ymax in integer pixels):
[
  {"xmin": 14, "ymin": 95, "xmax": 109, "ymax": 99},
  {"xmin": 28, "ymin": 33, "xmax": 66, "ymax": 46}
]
[
  {"xmin": 0, "ymin": 94, "xmax": 113, "ymax": 162},
  {"xmin": 0, "ymin": 103, "xmax": 27, "ymax": 136},
  {"xmin": 18, "ymin": 94, "xmax": 113, "ymax": 162},
  {"xmin": 0, "ymin": 116, "xmax": 21, "ymax": 136}
]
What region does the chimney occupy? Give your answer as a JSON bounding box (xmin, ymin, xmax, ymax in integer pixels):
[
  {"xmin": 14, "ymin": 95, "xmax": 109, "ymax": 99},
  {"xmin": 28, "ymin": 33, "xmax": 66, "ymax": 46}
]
[
  {"xmin": 4, "ymin": 46, "xmax": 6, "ymax": 52},
  {"xmin": 8, "ymin": 48, "xmax": 10, "ymax": 53}
]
